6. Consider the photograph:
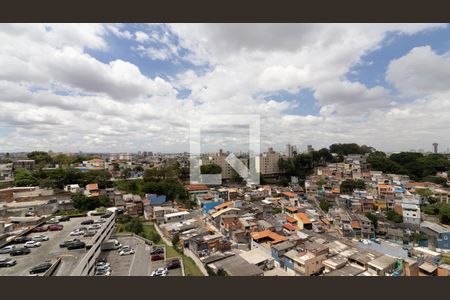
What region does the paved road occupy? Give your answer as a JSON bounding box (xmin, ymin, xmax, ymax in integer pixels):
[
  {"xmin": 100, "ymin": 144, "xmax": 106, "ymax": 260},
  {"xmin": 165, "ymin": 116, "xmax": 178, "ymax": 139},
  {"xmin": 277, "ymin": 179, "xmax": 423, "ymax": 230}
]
[{"xmin": 0, "ymin": 215, "xmax": 101, "ymax": 276}]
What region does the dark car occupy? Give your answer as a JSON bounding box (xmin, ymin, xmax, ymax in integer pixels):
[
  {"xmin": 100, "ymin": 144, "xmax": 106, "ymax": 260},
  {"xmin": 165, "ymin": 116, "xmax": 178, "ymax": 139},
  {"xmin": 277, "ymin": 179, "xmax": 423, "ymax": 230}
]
[
  {"xmin": 150, "ymin": 247, "xmax": 164, "ymax": 255},
  {"xmin": 81, "ymin": 219, "xmax": 94, "ymax": 225},
  {"xmin": 0, "ymin": 258, "xmax": 17, "ymax": 268},
  {"xmin": 100, "ymin": 212, "xmax": 113, "ymax": 219},
  {"xmin": 166, "ymin": 259, "xmax": 181, "ymax": 270},
  {"xmin": 29, "ymin": 262, "xmax": 52, "ymax": 274},
  {"xmin": 10, "ymin": 247, "xmax": 31, "ymax": 256},
  {"xmin": 32, "ymin": 226, "xmax": 48, "ymax": 233},
  {"xmin": 48, "ymin": 224, "xmax": 63, "ymax": 231},
  {"xmin": 67, "ymin": 241, "xmax": 86, "ymax": 250},
  {"xmin": 12, "ymin": 236, "xmax": 32, "ymax": 244},
  {"xmin": 59, "ymin": 216, "xmax": 70, "ymax": 222},
  {"xmin": 151, "ymin": 254, "xmax": 164, "ymax": 261},
  {"xmin": 59, "ymin": 239, "xmax": 81, "ymax": 248}
]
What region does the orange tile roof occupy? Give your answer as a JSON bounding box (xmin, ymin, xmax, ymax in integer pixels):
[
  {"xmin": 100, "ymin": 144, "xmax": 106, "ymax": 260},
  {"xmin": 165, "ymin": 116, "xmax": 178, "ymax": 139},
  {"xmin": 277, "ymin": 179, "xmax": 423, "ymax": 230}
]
[
  {"xmin": 282, "ymin": 192, "xmax": 296, "ymax": 198},
  {"xmin": 351, "ymin": 220, "xmax": 361, "ymax": 229},
  {"xmin": 86, "ymin": 183, "xmax": 99, "ymax": 190},
  {"xmin": 286, "ymin": 206, "xmax": 299, "ymax": 213},
  {"xmin": 295, "ymin": 212, "xmax": 311, "ymax": 224},
  {"xmin": 214, "ymin": 201, "xmax": 233, "ymax": 210},
  {"xmin": 332, "ymin": 187, "xmax": 340, "ymax": 194},
  {"xmin": 283, "ymin": 223, "xmax": 300, "ymax": 232},
  {"xmin": 320, "ymin": 217, "xmax": 330, "ymax": 225},
  {"xmin": 286, "ymin": 215, "xmax": 297, "ymax": 223},
  {"xmin": 185, "ymin": 184, "xmax": 209, "ymax": 191},
  {"xmin": 251, "ymin": 230, "xmax": 288, "ymax": 244},
  {"xmin": 378, "ymin": 184, "xmax": 392, "ymax": 189},
  {"xmin": 203, "ymin": 195, "xmax": 213, "ymax": 200}
]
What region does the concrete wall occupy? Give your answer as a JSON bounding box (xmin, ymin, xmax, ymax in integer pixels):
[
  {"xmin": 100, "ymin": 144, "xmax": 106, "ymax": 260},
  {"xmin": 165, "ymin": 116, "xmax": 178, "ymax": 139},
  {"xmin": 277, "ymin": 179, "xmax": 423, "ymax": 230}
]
[{"xmin": 183, "ymin": 248, "xmax": 208, "ymax": 276}]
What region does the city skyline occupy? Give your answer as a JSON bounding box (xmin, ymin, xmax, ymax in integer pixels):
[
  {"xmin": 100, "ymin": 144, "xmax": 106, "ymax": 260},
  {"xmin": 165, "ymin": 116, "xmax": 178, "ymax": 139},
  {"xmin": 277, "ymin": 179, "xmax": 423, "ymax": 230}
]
[{"xmin": 1, "ymin": 24, "xmax": 450, "ymax": 153}]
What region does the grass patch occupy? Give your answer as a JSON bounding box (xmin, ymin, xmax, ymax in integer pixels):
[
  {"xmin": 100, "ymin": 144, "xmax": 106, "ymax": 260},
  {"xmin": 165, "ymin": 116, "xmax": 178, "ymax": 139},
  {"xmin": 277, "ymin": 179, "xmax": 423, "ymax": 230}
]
[
  {"xmin": 442, "ymin": 255, "xmax": 450, "ymax": 265},
  {"xmin": 140, "ymin": 224, "xmax": 204, "ymax": 276}
]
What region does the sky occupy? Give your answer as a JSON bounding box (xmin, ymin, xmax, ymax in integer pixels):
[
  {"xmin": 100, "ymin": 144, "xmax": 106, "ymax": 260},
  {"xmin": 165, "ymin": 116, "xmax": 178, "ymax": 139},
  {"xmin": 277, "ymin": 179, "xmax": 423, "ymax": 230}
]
[{"xmin": 1, "ymin": 23, "xmax": 450, "ymax": 154}]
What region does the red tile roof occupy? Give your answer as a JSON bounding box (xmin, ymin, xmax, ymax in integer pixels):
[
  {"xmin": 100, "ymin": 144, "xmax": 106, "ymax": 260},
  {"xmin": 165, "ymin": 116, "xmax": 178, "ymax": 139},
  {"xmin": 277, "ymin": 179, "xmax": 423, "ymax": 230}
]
[
  {"xmin": 185, "ymin": 184, "xmax": 209, "ymax": 191},
  {"xmin": 295, "ymin": 212, "xmax": 311, "ymax": 224}
]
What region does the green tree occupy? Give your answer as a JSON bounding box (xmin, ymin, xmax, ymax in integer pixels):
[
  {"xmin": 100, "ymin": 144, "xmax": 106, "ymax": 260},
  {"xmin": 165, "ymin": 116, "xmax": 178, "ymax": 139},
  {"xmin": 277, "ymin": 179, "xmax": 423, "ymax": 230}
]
[
  {"xmin": 386, "ymin": 210, "xmax": 403, "ymax": 223},
  {"xmin": 320, "ymin": 200, "xmax": 332, "ymax": 212},
  {"xmin": 27, "ymin": 151, "xmax": 52, "ymax": 166},
  {"xmin": 200, "ymin": 164, "xmax": 222, "ymax": 174},
  {"xmin": 123, "ymin": 217, "xmax": 144, "ymax": 235},
  {"xmin": 14, "ymin": 168, "xmax": 39, "ymax": 186},
  {"xmin": 366, "ymin": 212, "xmax": 379, "ymax": 229}
]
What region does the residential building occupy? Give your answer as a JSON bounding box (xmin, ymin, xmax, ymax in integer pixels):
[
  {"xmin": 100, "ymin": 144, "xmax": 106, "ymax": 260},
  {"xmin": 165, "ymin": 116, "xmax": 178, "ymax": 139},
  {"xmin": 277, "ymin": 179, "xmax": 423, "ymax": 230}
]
[
  {"xmin": 256, "ymin": 148, "xmax": 283, "ymax": 175},
  {"xmin": 420, "ymin": 221, "xmax": 450, "ymax": 250}
]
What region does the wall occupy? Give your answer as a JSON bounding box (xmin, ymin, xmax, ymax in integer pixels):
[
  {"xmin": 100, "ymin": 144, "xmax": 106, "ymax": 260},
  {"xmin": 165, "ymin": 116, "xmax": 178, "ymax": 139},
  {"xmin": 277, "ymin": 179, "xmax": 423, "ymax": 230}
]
[{"xmin": 183, "ymin": 247, "xmax": 208, "ymax": 276}]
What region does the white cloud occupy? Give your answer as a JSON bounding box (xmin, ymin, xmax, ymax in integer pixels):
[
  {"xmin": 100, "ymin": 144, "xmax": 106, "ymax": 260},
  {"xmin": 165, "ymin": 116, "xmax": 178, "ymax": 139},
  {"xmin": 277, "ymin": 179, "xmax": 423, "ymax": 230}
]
[
  {"xmin": 1, "ymin": 23, "xmax": 449, "ymax": 153},
  {"xmin": 135, "ymin": 31, "xmax": 150, "ymax": 43},
  {"xmin": 386, "ymin": 46, "xmax": 450, "ymax": 97}
]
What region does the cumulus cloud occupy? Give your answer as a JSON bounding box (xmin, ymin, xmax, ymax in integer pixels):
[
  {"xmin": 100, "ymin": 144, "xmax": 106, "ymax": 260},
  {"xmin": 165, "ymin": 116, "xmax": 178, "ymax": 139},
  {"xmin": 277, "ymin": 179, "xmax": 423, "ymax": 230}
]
[
  {"xmin": 0, "ymin": 23, "xmax": 449, "ymax": 153},
  {"xmin": 386, "ymin": 46, "xmax": 450, "ymax": 97}
]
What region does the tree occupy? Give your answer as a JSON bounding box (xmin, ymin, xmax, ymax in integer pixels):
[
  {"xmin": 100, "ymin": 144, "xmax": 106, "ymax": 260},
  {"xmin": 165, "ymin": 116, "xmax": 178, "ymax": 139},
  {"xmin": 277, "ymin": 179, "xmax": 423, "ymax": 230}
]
[
  {"xmin": 386, "ymin": 210, "xmax": 403, "ymax": 223},
  {"xmin": 200, "ymin": 164, "xmax": 222, "ymax": 174},
  {"xmin": 123, "ymin": 217, "xmax": 144, "ymax": 235},
  {"xmin": 216, "ymin": 268, "xmax": 229, "ymax": 276},
  {"xmin": 439, "ymin": 204, "xmax": 450, "ymax": 225},
  {"xmin": 320, "ymin": 200, "xmax": 332, "ymax": 212},
  {"xmin": 329, "ymin": 143, "xmax": 372, "ymax": 155},
  {"xmin": 27, "ymin": 151, "xmax": 52, "ymax": 166},
  {"xmin": 366, "ymin": 212, "xmax": 379, "ymax": 229},
  {"xmin": 14, "ymin": 168, "xmax": 39, "ymax": 186}
]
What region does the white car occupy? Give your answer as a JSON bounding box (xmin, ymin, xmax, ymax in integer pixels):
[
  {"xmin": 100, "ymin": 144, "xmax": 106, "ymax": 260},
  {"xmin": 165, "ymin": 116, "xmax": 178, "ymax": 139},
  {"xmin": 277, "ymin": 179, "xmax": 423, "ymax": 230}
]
[
  {"xmin": 119, "ymin": 248, "xmax": 135, "ymax": 256},
  {"xmin": 24, "ymin": 241, "xmax": 41, "ymax": 248},
  {"xmin": 32, "ymin": 235, "xmax": 49, "ymax": 242},
  {"xmin": 96, "ymin": 265, "xmax": 111, "ymax": 272},
  {"xmin": 95, "ymin": 270, "xmax": 111, "ymax": 276},
  {"xmin": 0, "ymin": 245, "xmax": 16, "ymax": 254},
  {"xmin": 150, "ymin": 268, "xmax": 168, "ymax": 276},
  {"xmin": 118, "ymin": 245, "xmax": 131, "ymax": 252},
  {"xmin": 96, "ymin": 262, "xmax": 110, "ymax": 268},
  {"xmin": 70, "ymin": 230, "xmax": 84, "ymax": 236},
  {"xmin": 88, "ymin": 224, "xmax": 102, "ymax": 230},
  {"xmin": 94, "ymin": 219, "xmax": 106, "ymax": 224}
]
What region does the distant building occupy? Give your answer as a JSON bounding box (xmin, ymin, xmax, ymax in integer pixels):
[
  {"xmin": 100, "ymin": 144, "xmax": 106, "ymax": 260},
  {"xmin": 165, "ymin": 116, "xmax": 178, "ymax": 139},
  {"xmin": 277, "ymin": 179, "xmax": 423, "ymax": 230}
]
[
  {"xmin": 255, "ymin": 147, "xmax": 283, "ymax": 175},
  {"xmin": 433, "ymin": 143, "xmax": 438, "ymax": 154},
  {"xmin": 12, "ymin": 160, "xmax": 35, "ymax": 171},
  {"xmin": 420, "ymin": 221, "xmax": 450, "ymax": 250},
  {"xmin": 84, "ymin": 183, "xmax": 100, "ymax": 197},
  {"xmin": 286, "ymin": 144, "xmax": 297, "ymax": 158}
]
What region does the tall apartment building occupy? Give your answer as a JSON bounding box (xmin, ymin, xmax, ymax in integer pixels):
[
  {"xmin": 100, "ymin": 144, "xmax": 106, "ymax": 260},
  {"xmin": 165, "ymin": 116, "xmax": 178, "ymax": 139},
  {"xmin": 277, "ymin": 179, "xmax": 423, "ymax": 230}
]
[
  {"xmin": 200, "ymin": 149, "xmax": 249, "ymax": 179},
  {"xmin": 286, "ymin": 144, "xmax": 297, "ymax": 158},
  {"xmin": 256, "ymin": 148, "xmax": 283, "ymax": 175}
]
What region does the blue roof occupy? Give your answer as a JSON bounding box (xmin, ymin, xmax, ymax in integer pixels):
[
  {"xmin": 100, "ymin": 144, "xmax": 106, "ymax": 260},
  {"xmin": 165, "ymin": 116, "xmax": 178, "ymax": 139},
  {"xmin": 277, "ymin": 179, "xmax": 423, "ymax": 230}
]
[{"xmin": 147, "ymin": 194, "xmax": 167, "ymax": 205}]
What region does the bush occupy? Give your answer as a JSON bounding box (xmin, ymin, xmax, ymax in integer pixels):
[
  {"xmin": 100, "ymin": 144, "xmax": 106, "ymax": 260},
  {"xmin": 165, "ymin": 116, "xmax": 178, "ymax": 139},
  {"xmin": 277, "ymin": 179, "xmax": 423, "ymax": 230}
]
[
  {"xmin": 320, "ymin": 200, "xmax": 332, "ymax": 212},
  {"xmin": 386, "ymin": 210, "xmax": 403, "ymax": 223}
]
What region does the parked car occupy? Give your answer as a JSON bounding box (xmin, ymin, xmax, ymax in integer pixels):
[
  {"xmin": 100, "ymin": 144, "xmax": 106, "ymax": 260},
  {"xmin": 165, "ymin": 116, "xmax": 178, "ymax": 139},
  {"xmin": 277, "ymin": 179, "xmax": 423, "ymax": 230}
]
[
  {"xmin": 12, "ymin": 236, "xmax": 32, "ymax": 244},
  {"xmin": 118, "ymin": 245, "xmax": 131, "ymax": 252},
  {"xmin": 48, "ymin": 224, "xmax": 63, "ymax": 231},
  {"xmin": 0, "ymin": 258, "xmax": 17, "ymax": 268},
  {"xmin": 96, "ymin": 261, "xmax": 110, "ymax": 268},
  {"xmin": 84, "ymin": 231, "xmax": 96, "ymax": 237},
  {"xmin": 150, "ymin": 247, "xmax": 164, "ymax": 255},
  {"xmin": 67, "ymin": 241, "xmax": 86, "ymax": 250},
  {"xmin": 151, "ymin": 254, "xmax": 164, "ymax": 261},
  {"xmin": 32, "ymin": 226, "xmax": 47, "ymax": 233},
  {"xmin": 95, "ymin": 269, "xmax": 111, "ymax": 276},
  {"xmin": 100, "ymin": 213, "xmax": 113, "ymax": 219},
  {"xmin": 166, "ymin": 259, "xmax": 181, "ymax": 270},
  {"xmin": 59, "ymin": 216, "xmax": 70, "ymax": 222},
  {"xmin": 59, "ymin": 239, "xmax": 81, "ymax": 248},
  {"xmin": 96, "ymin": 265, "xmax": 111, "ymax": 273},
  {"xmin": 69, "ymin": 230, "xmax": 84, "ymax": 236},
  {"xmin": 81, "ymin": 219, "xmax": 94, "ymax": 225},
  {"xmin": 29, "ymin": 262, "xmax": 52, "ymax": 274},
  {"xmin": 97, "ymin": 257, "xmax": 107, "ymax": 264},
  {"xmin": 46, "ymin": 217, "xmax": 59, "ymax": 224},
  {"xmin": 10, "ymin": 247, "xmax": 31, "ymax": 256},
  {"xmin": 24, "ymin": 241, "xmax": 41, "ymax": 248},
  {"xmin": 88, "ymin": 224, "xmax": 102, "ymax": 230},
  {"xmin": 32, "ymin": 235, "xmax": 49, "ymax": 242},
  {"xmin": 94, "ymin": 219, "xmax": 106, "ymax": 224},
  {"xmin": 119, "ymin": 248, "xmax": 135, "ymax": 256},
  {"xmin": 0, "ymin": 245, "xmax": 16, "ymax": 254},
  {"xmin": 150, "ymin": 267, "xmax": 168, "ymax": 276}
]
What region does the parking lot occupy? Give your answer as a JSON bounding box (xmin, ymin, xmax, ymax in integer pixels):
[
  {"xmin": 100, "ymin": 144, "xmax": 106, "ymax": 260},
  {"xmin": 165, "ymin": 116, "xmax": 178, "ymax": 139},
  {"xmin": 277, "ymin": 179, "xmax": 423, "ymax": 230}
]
[
  {"xmin": 0, "ymin": 214, "xmax": 107, "ymax": 276},
  {"xmin": 98, "ymin": 235, "xmax": 184, "ymax": 276},
  {"xmin": 98, "ymin": 235, "xmax": 152, "ymax": 276}
]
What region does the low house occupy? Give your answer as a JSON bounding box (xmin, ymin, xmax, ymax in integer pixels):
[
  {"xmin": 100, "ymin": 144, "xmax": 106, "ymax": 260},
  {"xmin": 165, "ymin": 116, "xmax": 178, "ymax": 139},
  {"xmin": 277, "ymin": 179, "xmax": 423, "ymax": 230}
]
[
  {"xmin": 146, "ymin": 194, "xmax": 168, "ymax": 206},
  {"xmin": 164, "ymin": 211, "xmax": 190, "ymax": 224},
  {"xmin": 251, "ymin": 230, "xmax": 288, "ymax": 255},
  {"xmin": 239, "ymin": 247, "xmax": 275, "ymax": 271},
  {"xmin": 367, "ymin": 254, "xmax": 398, "ymax": 276},
  {"xmin": 284, "ymin": 242, "xmax": 329, "ymax": 276},
  {"xmin": 84, "ymin": 183, "xmax": 99, "ymax": 197},
  {"xmin": 420, "ymin": 221, "xmax": 450, "ymax": 250},
  {"xmin": 271, "ymin": 240, "xmax": 296, "ymax": 267},
  {"xmin": 322, "ymin": 255, "xmax": 349, "ymax": 273},
  {"xmin": 294, "ymin": 212, "xmax": 312, "ymax": 230},
  {"xmin": 64, "ymin": 184, "xmax": 81, "ymax": 193},
  {"xmin": 207, "ymin": 254, "xmax": 264, "ymax": 276}
]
